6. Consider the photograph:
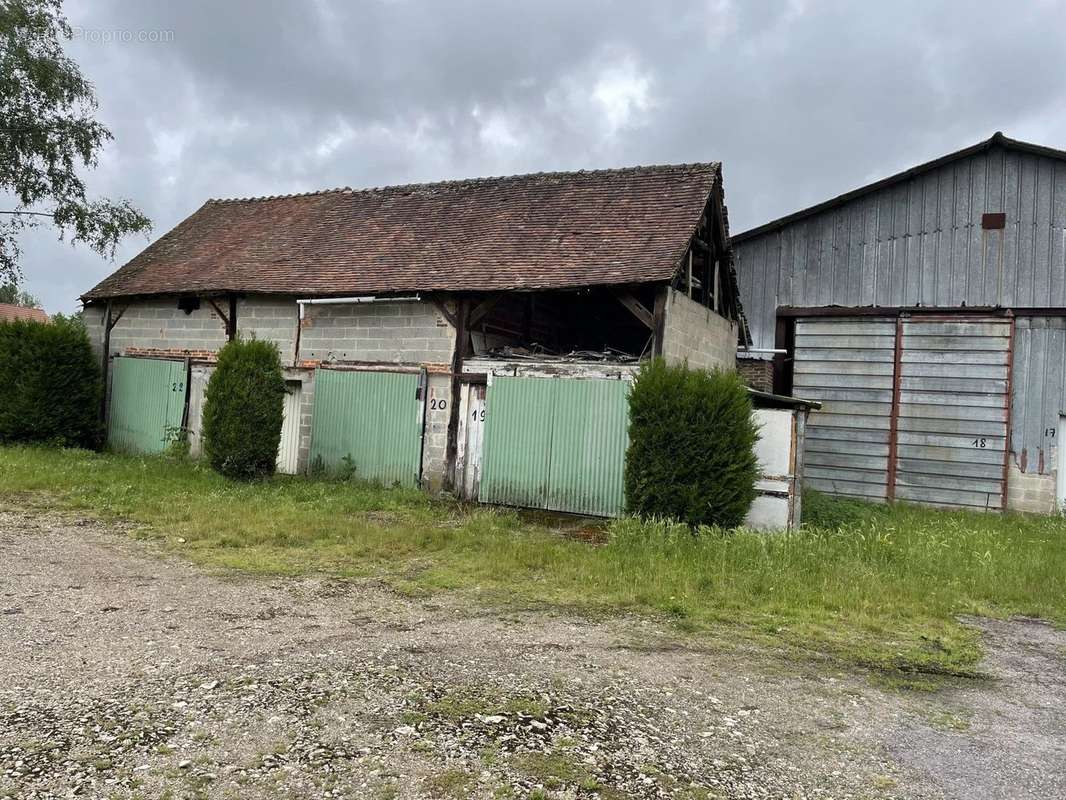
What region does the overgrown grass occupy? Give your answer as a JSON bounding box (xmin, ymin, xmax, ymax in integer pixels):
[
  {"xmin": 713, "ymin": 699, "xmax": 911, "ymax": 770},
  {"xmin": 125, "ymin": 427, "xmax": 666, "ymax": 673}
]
[{"xmin": 1, "ymin": 446, "xmax": 1064, "ymax": 677}]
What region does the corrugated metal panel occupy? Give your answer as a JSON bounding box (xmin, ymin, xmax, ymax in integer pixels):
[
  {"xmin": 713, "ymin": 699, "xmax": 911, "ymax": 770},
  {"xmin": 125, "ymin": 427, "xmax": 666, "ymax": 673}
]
[
  {"xmin": 480, "ymin": 376, "xmax": 629, "ymax": 517},
  {"xmin": 894, "ymin": 318, "xmax": 1010, "ymax": 510},
  {"xmin": 308, "ymin": 369, "xmax": 422, "ymax": 486},
  {"xmin": 791, "ymin": 318, "xmax": 896, "ymax": 500},
  {"xmin": 735, "ymin": 146, "xmax": 1066, "ymax": 350},
  {"xmin": 276, "ymin": 382, "xmax": 302, "ymax": 475},
  {"xmin": 1011, "ymin": 316, "xmax": 1066, "ymax": 473},
  {"xmin": 107, "ymin": 357, "xmax": 186, "ymax": 454}
]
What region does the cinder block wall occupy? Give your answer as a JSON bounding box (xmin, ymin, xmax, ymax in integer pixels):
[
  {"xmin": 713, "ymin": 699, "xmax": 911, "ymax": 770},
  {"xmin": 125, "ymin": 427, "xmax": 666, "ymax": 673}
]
[
  {"xmin": 422, "ymin": 372, "xmax": 452, "ymax": 491},
  {"xmin": 238, "ymin": 296, "xmax": 298, "ymax": 363},
  {"xmin": 1007, "ymin": 460, "xmax": 1057, "ymax": 514},
  {"xmin": 299, "ymin": 300, "xmax": 455, "ymax": 364},
  {"xmin": 661, "ymin": 288, "xmax": 738, "ymax": 371},
  {"xmin": 84, "ymin": 299, "xmax": 228, "ymax": 359}
]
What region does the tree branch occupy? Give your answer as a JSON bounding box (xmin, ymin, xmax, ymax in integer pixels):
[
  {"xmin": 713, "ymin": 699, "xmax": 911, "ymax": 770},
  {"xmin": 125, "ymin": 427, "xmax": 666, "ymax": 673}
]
[{"xmin": 0, "ymin": 210, "xmax": 55, "ymax": 217}]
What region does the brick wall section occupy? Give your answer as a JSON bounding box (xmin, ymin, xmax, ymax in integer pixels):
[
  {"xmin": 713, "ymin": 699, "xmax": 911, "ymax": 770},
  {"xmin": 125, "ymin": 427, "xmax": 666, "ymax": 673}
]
[
  {"xmin": 1006, "ymin": 458, "xmax": 1057, "ymax": 513},
  {"xmin": 238, "ymin": 296, "xmax": 299, "ymax": 364},
  {"xmin": 661, "ymin": 288, "xmax": 738, "ymax": 371},
  {"xmin": 298, "ymin": 300, "xmax": 455, "ymax": 364},
  {"xmin": 736, "ymin": 356, "xmax": 774, "ymax": 392}
]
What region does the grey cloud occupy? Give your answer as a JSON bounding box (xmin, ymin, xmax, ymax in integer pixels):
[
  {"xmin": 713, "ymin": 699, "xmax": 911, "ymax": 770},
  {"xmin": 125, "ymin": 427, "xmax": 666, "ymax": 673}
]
[{"xmin": 15, "ymin": 0, "xmax": 1066, "ymax": 312}]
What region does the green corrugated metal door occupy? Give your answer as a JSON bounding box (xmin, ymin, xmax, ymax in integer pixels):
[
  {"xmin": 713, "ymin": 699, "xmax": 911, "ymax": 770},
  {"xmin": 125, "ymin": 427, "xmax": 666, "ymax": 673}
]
[
  {"xmin": 480, "ymin": 376, "xmax": 630, "ymax": 517},
  {"xmin": 107, "ymin": 357, "xmax": 187, "ymax": 454},
  {"xmin": 309, "ymin": 369, "xmax": 423, "ymax": 486}
]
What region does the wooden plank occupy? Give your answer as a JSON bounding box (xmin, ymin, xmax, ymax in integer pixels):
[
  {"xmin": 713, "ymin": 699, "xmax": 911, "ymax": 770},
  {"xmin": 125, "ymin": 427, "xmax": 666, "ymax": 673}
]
[{"xmin": 612, "ymin": 290, "xmax": 654, "ymax": 330}]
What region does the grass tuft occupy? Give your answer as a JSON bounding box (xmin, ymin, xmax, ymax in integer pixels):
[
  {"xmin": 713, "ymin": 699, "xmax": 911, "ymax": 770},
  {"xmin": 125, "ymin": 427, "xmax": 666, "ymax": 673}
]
[{"xmin": 1, "ymin": 446, "xmax": 1064, "ymax": 676}]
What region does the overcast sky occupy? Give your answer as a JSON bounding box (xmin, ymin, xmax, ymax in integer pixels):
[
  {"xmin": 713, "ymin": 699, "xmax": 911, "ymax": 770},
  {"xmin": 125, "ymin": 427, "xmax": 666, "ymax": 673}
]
[{"xmin": 14, "ymin": 0, "xmax": 1066, "ymax": 312}]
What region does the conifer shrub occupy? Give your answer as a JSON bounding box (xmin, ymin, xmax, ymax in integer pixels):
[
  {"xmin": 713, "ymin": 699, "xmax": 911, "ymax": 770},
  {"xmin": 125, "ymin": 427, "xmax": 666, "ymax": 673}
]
[
  {"xmin": 0, "ymin": 317, "xmax": 102, "ymax": 447},
  {"xmin": 624, "ymin": 359, "xmax": 759, "ymax": 528},
  {"xmin": 201, "ymin": 338, "xmax": 286, "ymax": 480}
]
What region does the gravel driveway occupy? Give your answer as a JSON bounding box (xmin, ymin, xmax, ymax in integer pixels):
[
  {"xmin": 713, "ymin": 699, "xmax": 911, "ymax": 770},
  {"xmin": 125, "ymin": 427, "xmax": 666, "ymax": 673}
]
[{"xmin": 1, "ymin": 509, "xmax": 1063, "ymax": 799}]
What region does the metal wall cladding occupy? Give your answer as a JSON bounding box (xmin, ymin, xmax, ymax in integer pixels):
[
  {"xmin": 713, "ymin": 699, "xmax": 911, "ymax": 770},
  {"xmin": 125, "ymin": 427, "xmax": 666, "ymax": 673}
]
[
  {"xmin": 895, "ymin": 318, "xmax": 1010, "ymax": 509},
  {"xmin": 480, "ymin": 376, "xmax": 630, "ymax": 517},
  {"xmin": 309, "ymin": 369, "xmax": 422, "ymax": 486},
  {"xmin": 794, "ymin": 318, "xmax": 895, "ymax": 500},
  {"xmin": 276, "ymin": 382, "xmax": 302, "ymax": 475},
  {"xmin": 795, "ymin": 316, "xmax": 1012, "ymax": 510},
  {"xmin": 107, "ymin": 357, "xmax": 187, "ymax": 454},
  {"xmin": 735, "ymin": 145, "xmax": 1066, "ymax": 351},
  {"xmin": 1012, "ymin": 317, "xmax": 1066, "ymax": 472}
]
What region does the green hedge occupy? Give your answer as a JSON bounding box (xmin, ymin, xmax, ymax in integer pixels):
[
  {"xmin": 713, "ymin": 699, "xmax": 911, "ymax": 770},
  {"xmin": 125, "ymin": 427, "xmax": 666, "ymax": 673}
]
[
  {"xmin": 0, "ymin": 317, "xmax": 102, "ymax": 447},
  {"xmin": 202, "ymin": 337, "xmax": 286, "ymax": 480},
  {"xmin": 624, "ymin": 359, "xmax": 759, "ymax": 528}
]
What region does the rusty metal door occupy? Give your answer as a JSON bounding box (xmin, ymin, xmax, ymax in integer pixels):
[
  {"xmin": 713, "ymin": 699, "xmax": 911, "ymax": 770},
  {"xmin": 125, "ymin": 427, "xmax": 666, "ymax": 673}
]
[{"xmin": 893, "ymin": 317, "xmax": 1011, "ymax": 510}]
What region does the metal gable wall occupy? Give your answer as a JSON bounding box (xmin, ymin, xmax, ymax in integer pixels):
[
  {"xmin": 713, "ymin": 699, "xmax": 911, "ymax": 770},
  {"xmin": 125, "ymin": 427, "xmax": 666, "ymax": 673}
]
[{"xmin": 735, "ymin": 145, "xmax": 1066, "ymax": 351}]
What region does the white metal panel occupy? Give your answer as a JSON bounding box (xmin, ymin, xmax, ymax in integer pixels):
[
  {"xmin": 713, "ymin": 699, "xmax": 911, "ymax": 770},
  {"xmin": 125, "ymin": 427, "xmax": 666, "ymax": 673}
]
[{"xmin": 276, "ymin": 382, "xmax": 302, "ymax": 475}]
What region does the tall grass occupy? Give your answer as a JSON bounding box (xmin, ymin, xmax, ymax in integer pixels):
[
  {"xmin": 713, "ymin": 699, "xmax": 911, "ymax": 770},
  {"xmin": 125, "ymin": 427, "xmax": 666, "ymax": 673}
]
[{"xmin": 1, "ymin": 447, "xmax": 1063, "ymax": 675}]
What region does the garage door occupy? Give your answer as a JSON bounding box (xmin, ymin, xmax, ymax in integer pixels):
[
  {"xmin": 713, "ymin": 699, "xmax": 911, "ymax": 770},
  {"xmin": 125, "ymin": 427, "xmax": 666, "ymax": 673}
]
[
  {"xmin": 794, "ymin": 315, "xmax": 1011, "ymax": 510},
  {"xmin": 479, "ymin": 376, "xmax": 630, "ymax": 516},
  {"xmin": 894, "ymin": 318, "xmax": 1011, "ymax": 510},
  {"xmin": 107, "ymin": 357, "xmax": 187, "ymax": 454},
  {"xmin": 308, "ymin": 369, "xmax": 423, "ymax": 486},
  {"xmin": 793, "ymin": 318, "xmax": 896, "ymax": 501}
]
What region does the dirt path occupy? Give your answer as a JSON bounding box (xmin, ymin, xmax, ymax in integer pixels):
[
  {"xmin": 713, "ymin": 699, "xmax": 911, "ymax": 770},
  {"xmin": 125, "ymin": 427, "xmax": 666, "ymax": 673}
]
[{"xmin": 0, "ymin": 509, "xmax": 1062, "ymax": 799}]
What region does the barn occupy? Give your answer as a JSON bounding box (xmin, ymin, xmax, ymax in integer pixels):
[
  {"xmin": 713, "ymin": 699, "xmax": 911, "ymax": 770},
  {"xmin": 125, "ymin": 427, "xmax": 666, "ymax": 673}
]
[
  {"xmin": 81, "ymin": 163, "xmax": 764, "ymax": 519},
  {"xmin": 733, "ymin": 132, "xmax": 1066, "ymax": 514}
]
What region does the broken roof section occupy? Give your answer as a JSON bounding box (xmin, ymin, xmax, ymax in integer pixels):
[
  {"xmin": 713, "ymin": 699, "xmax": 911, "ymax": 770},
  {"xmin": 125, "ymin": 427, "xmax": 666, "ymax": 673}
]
[{"xmin": 83, "ymin": 162, "xmax": 726, "ymax": 301}]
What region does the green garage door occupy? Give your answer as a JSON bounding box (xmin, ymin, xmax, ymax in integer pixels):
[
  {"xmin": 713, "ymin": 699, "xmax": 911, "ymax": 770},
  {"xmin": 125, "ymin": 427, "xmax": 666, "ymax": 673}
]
[
  {"xmin": 309, "ymin": 369, "xmax": 423, "ymax": 486},
  {"xmin": 107, "ymin": 357, "xmax": 187, "ymax": 454},
  {"xmin": 480, "ymin": 376, "xmax": 630, "ymax": 517}
]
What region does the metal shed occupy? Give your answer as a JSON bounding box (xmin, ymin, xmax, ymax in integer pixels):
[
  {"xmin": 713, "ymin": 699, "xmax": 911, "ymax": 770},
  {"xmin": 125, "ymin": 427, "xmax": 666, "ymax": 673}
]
[{"xmin": 734, "ymin": 132, "xmax": 1066, "ymax": 513}]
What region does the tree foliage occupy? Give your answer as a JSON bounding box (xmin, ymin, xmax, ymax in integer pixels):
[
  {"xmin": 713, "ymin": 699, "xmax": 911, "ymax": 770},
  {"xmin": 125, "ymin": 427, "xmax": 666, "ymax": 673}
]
[
  {"xmin": 0, "ymin": 0, "xmax": 151, "ymax": 282},
  {"xmin": 201, "ymin": 338, "xmax": 287, "ymax": 480},
  {"xmin": 0, "ymin": 282, "xmax": 40, "ymax": 307},
  {"xmin": 624, "ymin": 359, "xmax": 760, "ymax": 529},
  {"xmin": 0, "ymin": 315, "xmax": 101, "ymax": 446}
]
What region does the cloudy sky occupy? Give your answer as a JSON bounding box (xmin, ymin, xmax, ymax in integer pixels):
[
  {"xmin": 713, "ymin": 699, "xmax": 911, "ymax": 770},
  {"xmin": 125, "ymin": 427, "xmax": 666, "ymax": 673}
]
[{"xmin": 13, "ymin": 0, "xmax": 1066, "ymax": 312}]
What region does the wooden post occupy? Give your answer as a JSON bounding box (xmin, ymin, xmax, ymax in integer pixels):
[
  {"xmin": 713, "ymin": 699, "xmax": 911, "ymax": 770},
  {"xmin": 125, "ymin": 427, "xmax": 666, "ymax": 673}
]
[
  {"xmin": 444, "ymin": 297, "xmax": 470, "ymax": 491},
  {"xmin": 98, "ymin": 300, "xmax": 113, "ymax": 424}
]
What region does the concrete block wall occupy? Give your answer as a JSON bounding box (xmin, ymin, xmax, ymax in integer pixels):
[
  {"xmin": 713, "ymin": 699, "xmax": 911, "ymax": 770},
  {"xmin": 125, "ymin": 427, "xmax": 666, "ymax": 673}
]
[
  {"xmin": 299, "ymin": 300, "xmax": 455, "ymax": 365},
  {"xmin": 238, "ymin": 296, "xmax": 298, "ymax": 364},
  {"xmin": 103, "ymin": 299, "xmax": 228, "ymax": 356},
  {"xmin": 661, "ymin": 288, "xmax": 738, "ymax": 371},
  {"xmin": 421, "ymin": 372, "xmax": 453, "ymax": 491},
  {"xmin": 1006, "ymin": 459, "xmax": 1058, "ymax": 514}
]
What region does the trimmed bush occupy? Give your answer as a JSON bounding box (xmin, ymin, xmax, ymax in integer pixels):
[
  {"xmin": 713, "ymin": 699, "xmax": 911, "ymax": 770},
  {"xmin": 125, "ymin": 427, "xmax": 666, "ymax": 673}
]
[
  {"xmin": 0, "ymin": 317, "xmax": 102, "ymax": 447},
  {"xmin": 624, "ymin": 359, "xmax": 759, "ymax": 528},
  {"xmin": 201, "ymin": 338, "xmax": 286, "ymax": 480}
]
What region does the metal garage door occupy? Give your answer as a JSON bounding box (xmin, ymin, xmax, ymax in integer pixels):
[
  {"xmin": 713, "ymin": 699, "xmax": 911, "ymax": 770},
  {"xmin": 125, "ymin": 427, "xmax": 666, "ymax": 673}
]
[
  {"xmin": 107, "ymin": 357, "xmax": 187, "ymax": 454},
  {"xmin": 480, "ymin": 376, "xmax": 630, "ymax": 516},
  {"xmin": 793, "ymin": 318, "xmax": 896, "ymax": 501},
  {"xmin": 894, "ymin": 318, "xmax": 1011, "ymax": 510},
  {"xmin": 308, "ymin": 369, "xmax": 423, "ymax": 486}
]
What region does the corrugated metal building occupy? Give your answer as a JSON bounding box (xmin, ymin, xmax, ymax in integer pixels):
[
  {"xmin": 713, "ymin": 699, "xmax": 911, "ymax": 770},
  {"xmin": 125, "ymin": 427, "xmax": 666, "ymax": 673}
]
[{"xmin": 733, "ymin": 132, "xmax": 1066, "ymax": 513}]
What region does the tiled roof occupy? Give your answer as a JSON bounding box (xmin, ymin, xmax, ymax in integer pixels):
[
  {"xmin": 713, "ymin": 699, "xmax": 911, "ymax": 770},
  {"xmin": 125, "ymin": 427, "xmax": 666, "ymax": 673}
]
[
  {"xmin": 0, "ymin": 304, "xmax": 48, "ymax": 323},
  {"xmin": 82, "ymin": 163, "xmax": 722, "ymax": 300}
]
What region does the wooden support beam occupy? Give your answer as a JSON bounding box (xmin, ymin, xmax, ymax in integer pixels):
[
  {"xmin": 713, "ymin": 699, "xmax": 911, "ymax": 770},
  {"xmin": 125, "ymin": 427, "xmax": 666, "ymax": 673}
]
[
  {"xmin": 207, "ymin": 298, "xmax": 229, "ymax": 329},
  {"xmin": 468, "ymin": 293, "xmax": 503, "ymax": 327},
  {"xmin": 444, "ymin": 299, "xmax": 470, "ymax": 492},
  {"xmin": 431, "ymin": 297, "xmax": 458, "ymax": 328},
  {"xmin": 612, "ymin": 290, "xmax": 654, "ymax": 330},
  {"xmin": 651, "ymin": 287, "xmax": 668, "ymax": 358}
]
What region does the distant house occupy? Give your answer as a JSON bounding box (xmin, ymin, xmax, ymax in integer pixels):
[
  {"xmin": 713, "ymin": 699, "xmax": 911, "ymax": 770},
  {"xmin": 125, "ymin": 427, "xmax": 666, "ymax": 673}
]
[
  {"xmin": 81, "ymin": 163, "xmax": 746, "ymax": 516},
  {"xmin": 0, "ymin": 304, "xmax": 47, "ymax": 324}
]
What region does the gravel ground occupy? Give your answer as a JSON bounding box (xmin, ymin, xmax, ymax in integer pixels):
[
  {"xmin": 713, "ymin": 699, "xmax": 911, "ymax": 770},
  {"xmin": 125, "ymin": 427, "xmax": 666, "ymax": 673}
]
[{"xmin": 0, "ymin": 509, "xmax": 1062, "ymax": 799}]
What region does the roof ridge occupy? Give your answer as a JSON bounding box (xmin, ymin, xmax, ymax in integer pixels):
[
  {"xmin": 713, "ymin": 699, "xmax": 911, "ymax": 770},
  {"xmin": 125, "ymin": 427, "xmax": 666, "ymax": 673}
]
[
  {"xmin": 206, "ymin": 186, "xmax": 353, "ymax": 204},
  {"xmin": 204, "ymin": 162, "xmax": 720, "ymax": 204}
]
